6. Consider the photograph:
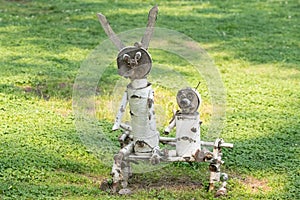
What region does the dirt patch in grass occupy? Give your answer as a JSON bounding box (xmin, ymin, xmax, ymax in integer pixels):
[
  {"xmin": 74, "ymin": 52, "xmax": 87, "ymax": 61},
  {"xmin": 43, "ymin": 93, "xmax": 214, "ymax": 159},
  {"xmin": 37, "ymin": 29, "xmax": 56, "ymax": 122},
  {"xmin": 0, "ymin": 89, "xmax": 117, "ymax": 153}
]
[
  {"xmin": 128, "ymin": 174, "xmax": 203, "ymax": 191},
  {"xmin": 240, "ymin": 176, "xmax": 271, "ymax": 193},
  {"xmin": 230, "ymin": 172, "xmax": 272, "ymax": 193},
  {"xmin": 22, "ymin": 85, "xmax": 34, "ymax": 93}
]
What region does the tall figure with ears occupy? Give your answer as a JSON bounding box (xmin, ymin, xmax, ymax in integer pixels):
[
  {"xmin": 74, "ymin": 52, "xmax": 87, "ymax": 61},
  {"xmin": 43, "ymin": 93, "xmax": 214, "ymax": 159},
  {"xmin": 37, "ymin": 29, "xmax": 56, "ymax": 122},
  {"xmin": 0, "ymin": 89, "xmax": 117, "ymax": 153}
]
[{"xmin": 97, "ymin": 6, "xmax": 160, "ymax": 193}]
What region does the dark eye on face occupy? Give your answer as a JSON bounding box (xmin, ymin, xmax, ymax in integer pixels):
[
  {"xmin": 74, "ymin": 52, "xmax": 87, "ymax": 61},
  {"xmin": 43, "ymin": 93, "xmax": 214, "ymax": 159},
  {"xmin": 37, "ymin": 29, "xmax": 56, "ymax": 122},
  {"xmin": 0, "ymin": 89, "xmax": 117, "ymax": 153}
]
[
  {"xmin": 122, "ymin": 54, "xmax": 130, "ymax": 62},
  {"xmin": 187, "ymin": 93, "xmax": 194, "ymax": 100},
  {"xmin": 135, "ymin": 51, "xmax": 142, "ymax": 60}
]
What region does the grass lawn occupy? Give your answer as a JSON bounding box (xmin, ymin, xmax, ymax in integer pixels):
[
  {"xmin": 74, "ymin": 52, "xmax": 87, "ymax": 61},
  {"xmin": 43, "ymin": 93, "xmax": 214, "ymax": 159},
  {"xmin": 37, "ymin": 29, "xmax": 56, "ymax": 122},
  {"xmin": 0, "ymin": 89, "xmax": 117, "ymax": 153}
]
[{"xmin": 0, "ymin": 0, "xmax": 299, "ymax": 199}]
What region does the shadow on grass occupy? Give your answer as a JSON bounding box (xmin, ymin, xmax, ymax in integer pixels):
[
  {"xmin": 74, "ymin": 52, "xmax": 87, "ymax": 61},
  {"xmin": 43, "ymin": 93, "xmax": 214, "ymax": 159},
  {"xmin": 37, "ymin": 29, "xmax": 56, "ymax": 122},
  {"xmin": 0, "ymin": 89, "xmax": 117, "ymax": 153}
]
[
  {"xmin": 0, "ymin": 128, "xmax": 109, "ymax": 198},
  {"xmin": 2, "ymin": 0, "xmax": 299, "ymax": 101},
  {"xmin": 158, "ymin": 3, "xmax": 299, "ymax": 67}
]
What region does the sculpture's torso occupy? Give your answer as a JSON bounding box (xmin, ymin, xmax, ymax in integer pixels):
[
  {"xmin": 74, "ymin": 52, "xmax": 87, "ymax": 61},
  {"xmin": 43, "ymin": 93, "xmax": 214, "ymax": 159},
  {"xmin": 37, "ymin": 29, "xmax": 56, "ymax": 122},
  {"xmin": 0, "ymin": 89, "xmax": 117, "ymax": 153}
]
[
  {"xmin": 175, "ymin": 112, "xmax": 201, "ymax": 157},
  {"xmin": 127, "ymin": 79, "xmax": 159, "ymax": 153}
]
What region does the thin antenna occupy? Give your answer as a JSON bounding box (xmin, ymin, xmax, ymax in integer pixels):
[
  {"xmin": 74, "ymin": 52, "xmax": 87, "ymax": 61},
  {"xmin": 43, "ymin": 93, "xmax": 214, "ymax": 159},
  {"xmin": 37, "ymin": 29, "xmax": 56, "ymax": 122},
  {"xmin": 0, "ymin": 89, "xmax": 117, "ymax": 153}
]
[{"xmin": 195, "ymin": 81, "xmax": 201, "ymax": 90}]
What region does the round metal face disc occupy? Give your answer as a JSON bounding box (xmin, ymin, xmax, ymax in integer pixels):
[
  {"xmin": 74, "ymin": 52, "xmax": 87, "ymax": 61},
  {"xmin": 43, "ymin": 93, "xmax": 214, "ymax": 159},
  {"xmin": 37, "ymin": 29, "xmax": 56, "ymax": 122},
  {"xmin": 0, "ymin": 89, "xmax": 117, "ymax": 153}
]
[
  {"xmin": 176, "ymin": 87, "xmax": 201, "ymax": 114},
  {"xmin": 117, "ymin": 46, "xmax": 152, "ymax": 79}
]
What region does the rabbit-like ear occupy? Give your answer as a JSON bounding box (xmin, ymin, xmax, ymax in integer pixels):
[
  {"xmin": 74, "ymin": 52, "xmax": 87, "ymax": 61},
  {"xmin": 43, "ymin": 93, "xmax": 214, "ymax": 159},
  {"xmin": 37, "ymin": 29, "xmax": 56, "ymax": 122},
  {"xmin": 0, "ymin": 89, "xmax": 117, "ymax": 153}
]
[
  {"xmin": 97, "ymin": 13, "xmax": 125, "ymax": 50},
  {"xmin": 141, "ymin": 5, "xmax": 158, "ymax": 49}
]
